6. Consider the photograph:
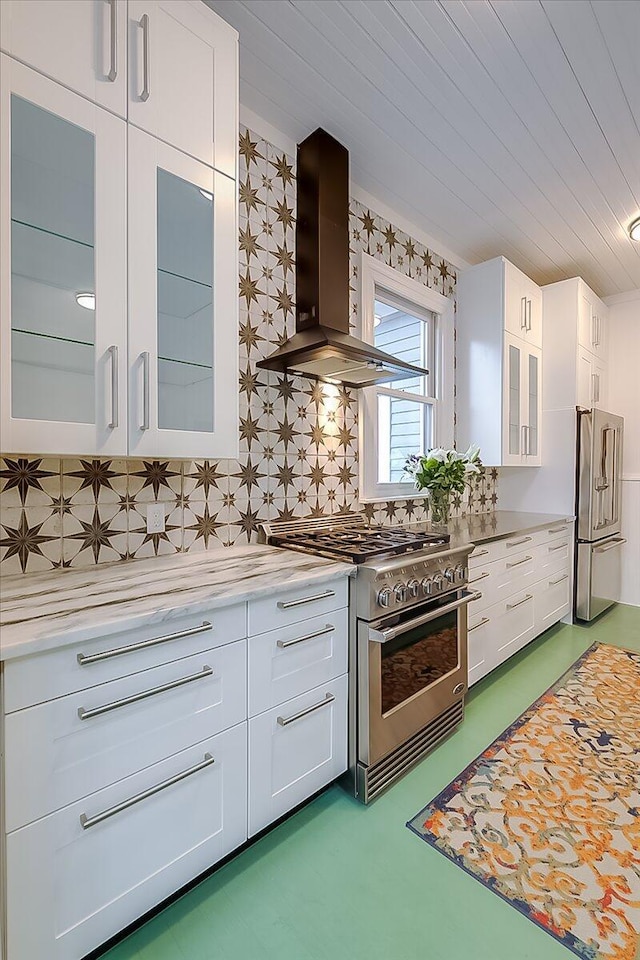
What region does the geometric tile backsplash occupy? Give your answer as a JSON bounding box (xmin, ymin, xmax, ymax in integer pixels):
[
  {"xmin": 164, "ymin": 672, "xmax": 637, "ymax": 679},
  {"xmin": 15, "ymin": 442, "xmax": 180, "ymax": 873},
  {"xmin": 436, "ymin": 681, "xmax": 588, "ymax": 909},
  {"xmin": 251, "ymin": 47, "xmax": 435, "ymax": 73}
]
[{"xmin": 0, "ymin": 127, "xmax": 497, "ymax": 575}]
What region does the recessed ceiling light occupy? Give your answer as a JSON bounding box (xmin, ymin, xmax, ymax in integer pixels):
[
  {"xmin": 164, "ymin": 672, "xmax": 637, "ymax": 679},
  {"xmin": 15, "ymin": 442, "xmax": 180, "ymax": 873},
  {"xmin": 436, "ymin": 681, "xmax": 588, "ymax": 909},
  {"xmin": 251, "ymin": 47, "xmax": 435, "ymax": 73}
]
[
  {"xmin": 75, "ymin": 292, "xmax": 95, "ymax": 310},
  {"xmin": 199, "ymin": 188, "xmax": 213, "ymax": 201},
  {"xmin": 629, "ymin": 217, "xmax": 640, "ymax": 241}
]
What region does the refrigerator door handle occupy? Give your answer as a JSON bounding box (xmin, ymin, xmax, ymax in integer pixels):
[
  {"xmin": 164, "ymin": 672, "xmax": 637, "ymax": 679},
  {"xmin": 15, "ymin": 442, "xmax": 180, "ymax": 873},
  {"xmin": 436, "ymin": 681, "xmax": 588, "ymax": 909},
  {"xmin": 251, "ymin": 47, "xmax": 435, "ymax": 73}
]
[{"xmin": 594, "ymin": 537, "xmax": 626, "ymax": 554}]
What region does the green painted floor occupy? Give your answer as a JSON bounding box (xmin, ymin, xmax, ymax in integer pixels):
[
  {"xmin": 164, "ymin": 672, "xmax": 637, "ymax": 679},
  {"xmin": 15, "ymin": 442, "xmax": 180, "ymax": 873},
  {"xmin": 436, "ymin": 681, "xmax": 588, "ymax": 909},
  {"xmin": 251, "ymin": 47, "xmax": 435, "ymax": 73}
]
[{"xmin": 102, "ymin": 604, "xmax": 640, "ymax": 960}]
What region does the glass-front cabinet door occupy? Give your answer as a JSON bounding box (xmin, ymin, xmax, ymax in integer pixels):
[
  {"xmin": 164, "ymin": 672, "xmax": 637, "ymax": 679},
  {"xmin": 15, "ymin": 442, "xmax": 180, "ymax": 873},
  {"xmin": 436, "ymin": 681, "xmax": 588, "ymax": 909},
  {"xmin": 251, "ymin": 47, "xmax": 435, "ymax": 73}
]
[
  {"xmin": 0, "ymin": 55, "xmax": 127, "ymax": 455},
  {"xmin": 503, "ymin": 333, "xmax": 522, "ymax": 466},
  {"xmin": 127, "ymin": 127, "xmax": 238, "ymax": 458},
  {"xmin": 525, "ymin": 346, "xmax": 542, "ymax": 465}
]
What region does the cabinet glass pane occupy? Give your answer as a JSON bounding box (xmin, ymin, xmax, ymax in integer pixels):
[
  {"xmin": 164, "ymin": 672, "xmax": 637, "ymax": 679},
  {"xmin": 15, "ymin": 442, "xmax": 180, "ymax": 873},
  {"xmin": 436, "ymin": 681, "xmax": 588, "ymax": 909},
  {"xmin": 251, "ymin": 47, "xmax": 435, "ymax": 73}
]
[
  {"xmin": 528, "ymin": 353, "xmax": 539, "ymax": 456},
  {"xmin": 11, "ymin": 95, "xmax": 95, "ymax": 424},
  {"xmin": 508, "ymin": 344, "xmax": 520, "ymax": 455},
  {"xmin": 156, "ymin": 169, "xmax": 213, "ymax": 433}
]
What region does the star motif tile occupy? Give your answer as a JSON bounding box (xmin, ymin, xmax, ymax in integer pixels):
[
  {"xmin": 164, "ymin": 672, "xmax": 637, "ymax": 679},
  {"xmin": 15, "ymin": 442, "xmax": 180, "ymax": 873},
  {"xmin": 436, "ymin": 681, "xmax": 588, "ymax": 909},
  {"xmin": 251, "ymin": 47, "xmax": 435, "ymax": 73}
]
[
  {"xmin": 0, "ymin": 457, "xmax": 60, "ymax": 508},
  {"xmin": 0, "ymin": 506, "xmax": 61, "ymax": 574}
]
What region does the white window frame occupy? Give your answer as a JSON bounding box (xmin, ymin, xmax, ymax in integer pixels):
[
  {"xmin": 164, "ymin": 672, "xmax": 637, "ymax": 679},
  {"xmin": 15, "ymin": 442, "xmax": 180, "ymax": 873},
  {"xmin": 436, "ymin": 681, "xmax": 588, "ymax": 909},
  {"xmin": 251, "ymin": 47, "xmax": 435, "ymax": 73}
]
[{"xmin": 359, "ymin": 253, "xmax": 454, "ymax": 502}]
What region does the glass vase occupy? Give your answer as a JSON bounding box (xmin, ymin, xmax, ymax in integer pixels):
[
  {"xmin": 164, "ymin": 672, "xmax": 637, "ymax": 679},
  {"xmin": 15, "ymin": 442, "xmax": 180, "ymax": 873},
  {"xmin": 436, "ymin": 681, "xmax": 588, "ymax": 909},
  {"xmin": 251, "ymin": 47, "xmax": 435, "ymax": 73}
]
[{"xmin": 429, "ymin": 488, "xmax": 451, "ymax": 526}]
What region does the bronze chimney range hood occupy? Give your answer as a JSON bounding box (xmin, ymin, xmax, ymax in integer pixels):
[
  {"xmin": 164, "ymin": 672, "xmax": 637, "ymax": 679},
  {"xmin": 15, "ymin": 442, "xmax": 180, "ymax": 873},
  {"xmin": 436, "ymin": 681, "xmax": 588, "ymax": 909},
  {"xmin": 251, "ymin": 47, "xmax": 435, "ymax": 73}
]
[{"xmin": 257, "ymin": 128, "xmax": 428, "ymax": 389}]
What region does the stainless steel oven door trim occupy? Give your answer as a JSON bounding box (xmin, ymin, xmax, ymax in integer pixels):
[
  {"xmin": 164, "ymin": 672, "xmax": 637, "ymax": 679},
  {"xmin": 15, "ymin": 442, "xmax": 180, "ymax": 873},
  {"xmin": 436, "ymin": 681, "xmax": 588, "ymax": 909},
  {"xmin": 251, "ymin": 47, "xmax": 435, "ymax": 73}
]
[
  {"xmin": 367, "ymin": 590, "xmax": 474, "ymax": 643},
  {"xmin": 358, "ymin": 594, "xmax": 469, "ymax": 766}
]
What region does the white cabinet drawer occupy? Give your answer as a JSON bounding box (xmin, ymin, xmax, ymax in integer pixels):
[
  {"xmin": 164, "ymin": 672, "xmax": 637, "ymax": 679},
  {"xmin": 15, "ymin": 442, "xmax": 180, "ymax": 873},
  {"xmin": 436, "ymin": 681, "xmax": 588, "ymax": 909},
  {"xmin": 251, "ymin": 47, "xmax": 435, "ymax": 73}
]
[
  {"xmin": 248, "ymin": 673, "xmax": 348, "ymax": 837},
  {"xmin": 248, "ymin": 577, "xmax": 348, "ymax": 636},
  {"xmin": 535, "ymin": 537, "xmax": 572, "ymax": 578},
  {"xmin": 6, "ymin": 723, "xmax": 247, "ymax": 960},
  {"xmin": 468, "ymin": 543, "xmax": 499, "ymax": 569},
  {"xmin": 491, "ymin": 590, "xmax": 536, "ymax": 666},
  {"xmin": 537, "ymin": 520, "xmax": 572, "ymax": 545},
  {"xmin": 536, "ymin": 572, "xmax": 571, "ymax": 633},
  {"xmin": 467, "ymin": 613, "xmax": 493, "ymax": 687},
  {"xmin": 5, "ymin": 602, "xmax": 246, "ymax": 713},
  {"xmin": 468, "ymin": 548, "xmax": 537, "ymax": 613},
  {"xmin": 248, "ymin": 611, "xmax": 348, "ymax": 718},
  {"xmin": 5, "ymin": 640, "xmax": 246, "ymax": 833}
]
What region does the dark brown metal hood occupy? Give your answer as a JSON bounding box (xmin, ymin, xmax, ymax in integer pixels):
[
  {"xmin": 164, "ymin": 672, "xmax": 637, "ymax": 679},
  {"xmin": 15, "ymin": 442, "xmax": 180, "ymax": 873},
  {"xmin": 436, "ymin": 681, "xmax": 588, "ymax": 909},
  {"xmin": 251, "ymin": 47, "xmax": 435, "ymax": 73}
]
[{"xmin": 257, "ymin": 128, "xmax": 428, "ymax": 389}]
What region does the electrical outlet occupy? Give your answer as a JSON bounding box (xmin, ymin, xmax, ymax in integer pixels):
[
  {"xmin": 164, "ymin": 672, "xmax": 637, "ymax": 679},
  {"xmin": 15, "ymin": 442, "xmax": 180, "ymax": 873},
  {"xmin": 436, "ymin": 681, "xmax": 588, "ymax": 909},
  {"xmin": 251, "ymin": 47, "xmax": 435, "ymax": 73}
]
[{"xmin": 146, "ymin": 503, "xmax": 165, "ymax": 534}]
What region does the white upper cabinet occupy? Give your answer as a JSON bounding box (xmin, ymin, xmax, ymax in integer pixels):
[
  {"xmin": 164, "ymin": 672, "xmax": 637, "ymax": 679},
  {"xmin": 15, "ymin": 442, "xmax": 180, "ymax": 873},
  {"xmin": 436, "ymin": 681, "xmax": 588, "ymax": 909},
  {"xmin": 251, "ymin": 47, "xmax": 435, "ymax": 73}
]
[
  {"xmin": 127, "ymin": 1, "xmax": 237, "ymax": 178},
  {"xmin": 543, "ymin": 277, "xmax": 610, "ymax": 412},
  {"xmin": 0, "ymin": 0, "xmax": 128, "ymax": 117},
  {"xmin": 0, "ymin": 2, "xmax": 238, "ymax": 458},
  {"xmin": 0, "ymin": 55, "xmax": 128, "ymax": 456},
  {"xmin": 456, "ymin": 256, "xmax": 543, "ymax": 467},
  {"xmin": 128, "ymin": 128, "xmax": 238, "ymax": 458},
  {"xmin": 504, "ymin": 261, "xmax": 542, "ymax": 348}
]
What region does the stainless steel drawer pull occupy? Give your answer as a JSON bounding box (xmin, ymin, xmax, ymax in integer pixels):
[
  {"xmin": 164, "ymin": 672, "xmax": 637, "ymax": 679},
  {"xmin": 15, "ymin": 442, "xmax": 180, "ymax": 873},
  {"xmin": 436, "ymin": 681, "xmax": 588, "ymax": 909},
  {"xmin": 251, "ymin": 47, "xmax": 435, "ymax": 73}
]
[
  {"xmin": 549, "ymin": 574, "xmax": 568, "ymax": 586},
  {"xmin": 277, "ymin": 589, "xmax": 335, "ymax": 610},
  {"xmin": 277, "ymin": 692, "xmax": 335, "ymax": 727},
  {"xmin": 548, "ymin": 525, "xmax": 568, "ymax": 534},
  {"xmin": 77, "ymin": 621, "xmax": 213, "ymax": 665},
  {"xmin": 506, "ymin": 594, "xmax": 533, "ymax": 611},
  {"xmin": 140, "ymin": 13, "xmax": 150, "ymax": 101},
  {"xmin": 548, "ymin": 543, "xmax": 567, "ymax": 552},
  {"xmin": 277, "ymin": 624, "xmax": 334, "ymax": 649},
  {"xmin": 80, "ymin": 753, "xmax": 215, "ymax": 830},
  {"xmin": 107, "ymin": 0, "xmax": 118, "ymax": 81},
  {"xmin": 594, "ymin": 537, "xmax": 627, "ymax": 554},
  {"xmin": 506, "ymin": 555, "xmax": 532, "ymax": 568},
  {"xmin": 469, "ymin": 571, "xmax": 490, "ymax": 584},
  {"xmin": 472, "ymin": 549, "xmax": 490, "ymax": 558},
  {"xmin": 77, "ymin": 665, "xmax": 213, "ymax": 720},
  {"xmin": 469, "ymin": 616, "xmax": 490, "ymax": 632},
  {"xmin": 506, "ymin": 536, "xmax": 532, "ymax": 548}
]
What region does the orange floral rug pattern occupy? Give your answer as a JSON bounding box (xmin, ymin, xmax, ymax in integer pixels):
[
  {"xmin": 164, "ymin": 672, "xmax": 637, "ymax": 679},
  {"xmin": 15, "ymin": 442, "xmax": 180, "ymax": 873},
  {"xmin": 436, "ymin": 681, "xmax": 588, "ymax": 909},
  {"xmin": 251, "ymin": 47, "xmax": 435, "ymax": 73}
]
[{"xmin": 407, "ymin": 643, "xmax": 640, "ymax": 959}]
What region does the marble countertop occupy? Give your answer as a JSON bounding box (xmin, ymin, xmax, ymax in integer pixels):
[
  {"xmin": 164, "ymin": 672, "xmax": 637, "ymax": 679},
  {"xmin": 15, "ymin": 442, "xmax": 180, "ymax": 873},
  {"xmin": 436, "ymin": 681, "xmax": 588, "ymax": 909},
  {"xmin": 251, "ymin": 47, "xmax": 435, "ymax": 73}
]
[{"xmin": 0, "ymin": 546, "xmax": 353, "ymax": 662}]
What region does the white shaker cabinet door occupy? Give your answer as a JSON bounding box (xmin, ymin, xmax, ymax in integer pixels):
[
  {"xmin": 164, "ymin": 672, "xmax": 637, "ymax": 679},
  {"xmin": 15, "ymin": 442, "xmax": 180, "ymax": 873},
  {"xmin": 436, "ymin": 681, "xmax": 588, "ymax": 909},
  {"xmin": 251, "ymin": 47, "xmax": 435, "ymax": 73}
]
[
  {"xmin": 127, "ymin": 0, "xmax": 237, "ymax": 177},
  {"xmin": 127, "ymin": 126, "xmax": 238, "ymax": 458},
  {"xmin": 0, "ymin": 55, "xmax": 127, "ymax": 456},
  {"xmin": 0, "ymin": 0, "xmax": 127, "ymax": 117},
  {"xmin": 248, "ymin": 674, "xmax": 348, "ymax": 837},
  {"xmin": 6, "ymin": 724, "xmax": 247, "ymax": 960}
]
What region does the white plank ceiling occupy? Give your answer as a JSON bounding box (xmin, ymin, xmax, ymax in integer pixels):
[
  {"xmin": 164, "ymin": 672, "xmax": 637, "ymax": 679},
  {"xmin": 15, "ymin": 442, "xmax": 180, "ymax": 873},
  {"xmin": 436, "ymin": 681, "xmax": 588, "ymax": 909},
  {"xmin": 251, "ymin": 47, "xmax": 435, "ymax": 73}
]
[{"xmin": 205, "ymin": 0, "xmax": 640, "ymax": 297}]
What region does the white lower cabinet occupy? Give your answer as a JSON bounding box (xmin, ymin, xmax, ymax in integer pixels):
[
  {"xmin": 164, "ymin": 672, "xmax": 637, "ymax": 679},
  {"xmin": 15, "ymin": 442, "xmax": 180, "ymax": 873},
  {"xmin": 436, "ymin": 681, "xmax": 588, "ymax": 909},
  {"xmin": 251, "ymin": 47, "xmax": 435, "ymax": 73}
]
[
  {"xmin": 248, "ymin": 674, "xmax": 348, "ymax": 837},
  {"xmin": 6, "ymin": 722, "xmax": 247, "ymax": 960},
  {"xmin": 467, "ymin": 524, "xmax": 573, "ymax": 686}
]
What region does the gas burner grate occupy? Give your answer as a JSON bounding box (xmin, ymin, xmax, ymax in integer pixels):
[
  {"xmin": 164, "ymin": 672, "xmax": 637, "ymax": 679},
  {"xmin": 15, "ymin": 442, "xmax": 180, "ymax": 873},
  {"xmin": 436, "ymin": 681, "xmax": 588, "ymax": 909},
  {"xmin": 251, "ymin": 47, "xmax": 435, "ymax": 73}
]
[{"xmin": 267, "ymin": 522, "xmax": 449, "ymax": 564}]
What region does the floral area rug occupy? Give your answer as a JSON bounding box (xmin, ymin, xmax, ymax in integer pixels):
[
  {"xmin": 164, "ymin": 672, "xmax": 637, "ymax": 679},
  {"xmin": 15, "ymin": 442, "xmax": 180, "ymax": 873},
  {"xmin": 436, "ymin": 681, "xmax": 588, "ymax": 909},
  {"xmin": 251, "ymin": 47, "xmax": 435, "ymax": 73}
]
[{"xmin": 407, "ymin": 643, "xmax": 640, "ymax": 959}]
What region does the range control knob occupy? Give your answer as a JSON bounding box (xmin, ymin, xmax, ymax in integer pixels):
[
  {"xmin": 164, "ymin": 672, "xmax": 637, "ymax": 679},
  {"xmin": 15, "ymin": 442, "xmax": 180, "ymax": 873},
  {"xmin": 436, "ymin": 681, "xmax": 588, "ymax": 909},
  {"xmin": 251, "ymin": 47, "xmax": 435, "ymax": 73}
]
[
  {"xmin": 444, "ymin": 567, "xmax": 456, "ymax": 584},
  {"xmin": 377, "ymin": 587, "xmax": 392, "ymax": 608},
  {"xmin": 394, "ymin": 581, "xmax": 408, "ymax": 603},
  {"xmin": 407, "ymin": 578, "xmax": 421, "ymax": 598},
  {"xmin": 455, "ymin": 563, "xmax": 466, "ymax": 582},
  {"xmin": 421, "ymin": 577, "xmax": 434, "ymax": 596},
  {"xmin": 432, "ymin": 573, "xmax": 445, "ymax": 592}
]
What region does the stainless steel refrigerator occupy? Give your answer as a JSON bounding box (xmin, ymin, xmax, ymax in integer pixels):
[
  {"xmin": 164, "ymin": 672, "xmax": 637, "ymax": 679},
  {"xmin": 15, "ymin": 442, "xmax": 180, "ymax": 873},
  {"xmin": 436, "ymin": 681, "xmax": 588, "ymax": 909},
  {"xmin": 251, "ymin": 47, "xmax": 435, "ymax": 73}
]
[{"xmin": 575, "ymin": 407, "xmax": 625, "ymax": 621}]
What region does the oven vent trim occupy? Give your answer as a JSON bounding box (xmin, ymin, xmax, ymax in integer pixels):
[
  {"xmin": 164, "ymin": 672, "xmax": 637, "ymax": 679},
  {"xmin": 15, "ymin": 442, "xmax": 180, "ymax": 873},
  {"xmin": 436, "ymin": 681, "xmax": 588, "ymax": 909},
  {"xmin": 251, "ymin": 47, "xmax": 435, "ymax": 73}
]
[{"xmin": 358, "ymin": 699, "xmax": 464, "ymax": 803}]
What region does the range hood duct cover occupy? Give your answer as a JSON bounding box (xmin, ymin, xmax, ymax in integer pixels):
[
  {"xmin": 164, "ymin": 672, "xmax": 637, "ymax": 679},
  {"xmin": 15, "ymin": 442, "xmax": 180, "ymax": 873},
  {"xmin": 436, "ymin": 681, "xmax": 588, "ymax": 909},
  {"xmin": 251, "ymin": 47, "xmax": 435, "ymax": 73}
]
[{"xmin": 257, "ymin": 128, "xmax": 428, "ymax": 389}]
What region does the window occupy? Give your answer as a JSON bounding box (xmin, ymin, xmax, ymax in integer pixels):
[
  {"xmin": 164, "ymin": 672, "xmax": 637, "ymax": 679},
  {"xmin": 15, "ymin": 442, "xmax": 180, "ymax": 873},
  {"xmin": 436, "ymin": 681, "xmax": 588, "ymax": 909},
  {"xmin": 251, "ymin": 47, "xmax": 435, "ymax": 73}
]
[{"xmin": 359, "ymin": 254, "xmax": 454, "ymax": 502}]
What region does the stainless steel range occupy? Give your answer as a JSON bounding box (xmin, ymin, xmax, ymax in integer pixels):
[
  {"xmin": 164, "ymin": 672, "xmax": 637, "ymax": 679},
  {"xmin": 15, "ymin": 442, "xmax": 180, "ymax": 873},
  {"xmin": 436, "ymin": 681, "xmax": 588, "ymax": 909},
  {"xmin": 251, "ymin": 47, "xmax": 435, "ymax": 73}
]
[{"xmin": 262, "ymin": 514, "xmax": 474, "ymax": 803}]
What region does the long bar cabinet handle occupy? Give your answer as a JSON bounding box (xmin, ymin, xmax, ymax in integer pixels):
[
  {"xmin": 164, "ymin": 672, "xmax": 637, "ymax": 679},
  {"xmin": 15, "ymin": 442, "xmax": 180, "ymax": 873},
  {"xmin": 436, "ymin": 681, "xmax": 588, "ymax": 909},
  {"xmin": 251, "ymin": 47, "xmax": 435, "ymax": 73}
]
[
  {"xmin": 77, "ymin": 621, "xmax": 213, "ymax": 665},
  {"xmin": 472, "ymin": 549, "xmax": 489, "ymax": 558},
  {"xmin": 277, "ymin": 693, "xmax": 335, "ymax": 727},
  {"xmin": 140, "ymin": 13, "xmax": 150, "ymax": 101},
  {"xmin": 548, "ymin": 525, "xmax": 568, "ymax": 534},
  {"xmin": 549, "ymin": 574, "xmax": 568, "ymax": 586},
  {"xmin": 107, "ymin": 0, "xmax": 118, "ymax": 81},
  {"xmin": 469, "ymin": 571, "xmax": 490, "ymax": 584},
  {"xmin": 506, "ymin": 594, "xmax": 533, "ymax": 611},
  {"xmin": 78, "ymin": 665, "xmax": 213, "ymax": 720},
  {"xmin": 141, "ymin": 351, "xmax": 150, "ymax": 430},
  {"xmin": 108, "ymin": 344, "xmax": 119, "ymax": 429},
  {"xmin": 277, "ymin": 624, "xmax": 334, "ymax": 649},
  {"xmin": 506, "ymin": 536, "xmax": 532, "ymax": 548},
  {"xmin": 80, "ymin": 753, "xmax": 215, "ymax": 829},
  {"xmin": 548, "ymin": 543, "xmax": 567, "ymax": 552},
  {"xmin": 520, "ymin": 296, "xmax": 527, "ymax": 329},
  {"xmin": 506, "ymin": 555, "xmax": 532, "ymax": 568},
  {"xmin": 469, "ymin": 617, "xmax": 490, "ymax": 632},
  {"xmin": 277, "ymin": 589, "xmax": 335, "ymax": 609}
]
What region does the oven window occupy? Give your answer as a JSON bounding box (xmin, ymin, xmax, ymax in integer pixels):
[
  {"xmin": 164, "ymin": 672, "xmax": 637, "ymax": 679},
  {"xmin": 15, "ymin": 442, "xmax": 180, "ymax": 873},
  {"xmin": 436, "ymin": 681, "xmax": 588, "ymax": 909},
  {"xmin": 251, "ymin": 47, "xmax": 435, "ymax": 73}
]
[{"xmin": 380, "ymin": 610, "xmax": 459, "ymax": 714}]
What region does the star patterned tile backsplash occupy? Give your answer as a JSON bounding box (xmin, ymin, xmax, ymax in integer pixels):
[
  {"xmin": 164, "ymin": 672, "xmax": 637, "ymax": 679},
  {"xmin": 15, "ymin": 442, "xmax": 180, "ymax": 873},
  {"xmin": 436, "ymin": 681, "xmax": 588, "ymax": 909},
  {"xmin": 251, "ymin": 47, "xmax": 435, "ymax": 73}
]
[{"xmin": 0, "ymin": 128, "xmax": 497, "ymax": 575}]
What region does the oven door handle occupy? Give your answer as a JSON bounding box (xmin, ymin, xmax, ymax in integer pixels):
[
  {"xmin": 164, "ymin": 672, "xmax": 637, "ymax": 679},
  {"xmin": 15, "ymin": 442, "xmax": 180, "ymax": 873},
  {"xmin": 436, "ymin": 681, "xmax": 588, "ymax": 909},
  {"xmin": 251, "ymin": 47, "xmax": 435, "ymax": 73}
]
[{"xmin": 369, "ymin": 590, "xmax": 476, "ymax": 644}]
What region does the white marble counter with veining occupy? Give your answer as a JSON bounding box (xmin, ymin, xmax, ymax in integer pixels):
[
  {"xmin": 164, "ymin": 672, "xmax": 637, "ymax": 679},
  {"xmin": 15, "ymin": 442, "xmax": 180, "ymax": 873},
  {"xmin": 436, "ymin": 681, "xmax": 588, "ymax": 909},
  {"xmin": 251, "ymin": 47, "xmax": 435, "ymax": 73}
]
[{"xmin": 0, "ymin": 547, "xmax": 354, "ymax": 662}]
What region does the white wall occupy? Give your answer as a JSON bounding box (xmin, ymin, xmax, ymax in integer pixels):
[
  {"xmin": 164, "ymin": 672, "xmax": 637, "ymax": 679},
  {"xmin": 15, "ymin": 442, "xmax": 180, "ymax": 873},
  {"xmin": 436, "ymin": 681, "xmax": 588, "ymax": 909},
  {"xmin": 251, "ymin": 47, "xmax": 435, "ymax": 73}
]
[{"xmin": 605, "ymin": 289, "xmax": 640, "ymax": 606}]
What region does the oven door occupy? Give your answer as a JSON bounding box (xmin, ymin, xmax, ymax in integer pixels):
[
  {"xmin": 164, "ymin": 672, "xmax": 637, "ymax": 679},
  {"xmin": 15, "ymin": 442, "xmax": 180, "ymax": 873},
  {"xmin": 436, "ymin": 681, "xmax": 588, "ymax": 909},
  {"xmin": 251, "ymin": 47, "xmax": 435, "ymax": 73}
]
[{"xmin": 358, "ymin": 590, "xmax": 472, "ymax": 766}]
